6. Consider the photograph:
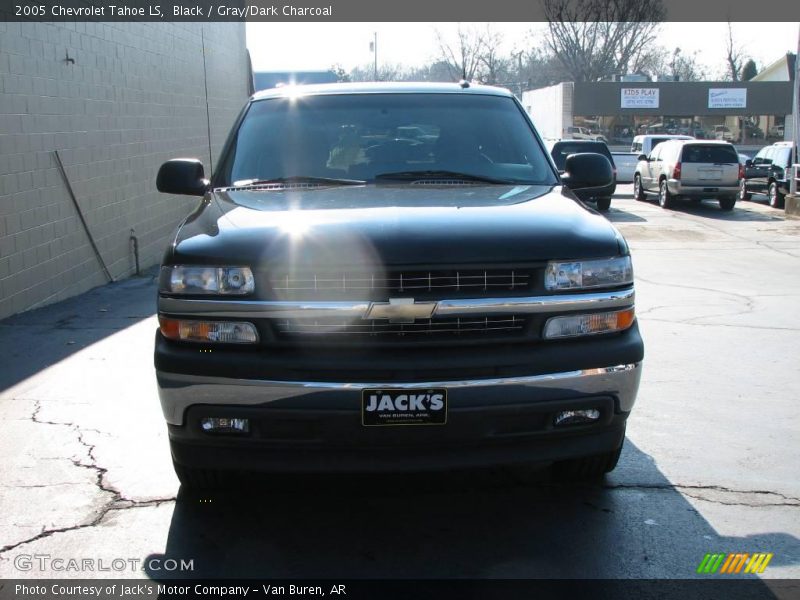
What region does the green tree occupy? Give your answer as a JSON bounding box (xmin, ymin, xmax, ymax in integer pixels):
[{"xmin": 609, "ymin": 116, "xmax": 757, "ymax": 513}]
[{"xmin": 741, "ymin": 59, "xmax": 758, "ymax": 81}]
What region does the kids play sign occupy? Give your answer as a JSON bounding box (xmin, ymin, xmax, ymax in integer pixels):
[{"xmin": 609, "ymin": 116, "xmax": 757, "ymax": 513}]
[{"xmin": 621, "ymin": 88, "xmax": 659, "ymax": 109}]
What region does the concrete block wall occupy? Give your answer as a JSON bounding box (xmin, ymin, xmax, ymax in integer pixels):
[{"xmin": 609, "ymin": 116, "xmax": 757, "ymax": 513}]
[{"xmin": 0, "ymin": 22, "xmax": 249, "ymax": 319}]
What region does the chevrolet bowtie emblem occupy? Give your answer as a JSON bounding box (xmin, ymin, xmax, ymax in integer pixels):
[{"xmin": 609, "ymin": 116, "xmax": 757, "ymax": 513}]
[{"xmin": 365, "ymin": 298, "xmax": 438, "ymax": 323}]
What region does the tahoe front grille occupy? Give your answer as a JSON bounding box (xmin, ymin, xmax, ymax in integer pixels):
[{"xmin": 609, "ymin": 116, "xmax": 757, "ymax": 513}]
[
  {"xmin": 268, "ymin": 269, "xmax": 533, "ymax": 300},
  {"xmin": 274, "ymin": 315, "xmax": 526, "ymax": 339}
]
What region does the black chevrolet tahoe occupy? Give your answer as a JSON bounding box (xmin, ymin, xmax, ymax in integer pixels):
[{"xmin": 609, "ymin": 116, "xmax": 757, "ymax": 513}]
[{"xmin": 154, "ymin": 82, "xmax": 644, "ymax": 488}]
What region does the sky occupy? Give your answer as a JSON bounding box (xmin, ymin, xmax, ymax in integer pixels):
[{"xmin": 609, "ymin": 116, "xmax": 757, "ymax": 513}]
[{"xmin": 246, "ymin": 22, "xmax": 799, "ymax": 79}]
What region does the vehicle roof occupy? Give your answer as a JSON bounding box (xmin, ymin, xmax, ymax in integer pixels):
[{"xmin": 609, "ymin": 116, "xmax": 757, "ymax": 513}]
[
  {"xmin": 632, "ymin": 134, "xmax": 694, "ymax": 140},
  {"xmin": 552, "ymin": 139, "xmax": 606, "ymax": 144},
  {"xmin": 251, "ymin": 81, "xmax": 515, "ymax": 101},
  {"xmin": 772, "ymin": 141, "xmax": 792, "ymax": 147},
  {"xmin": 550, "ymin": 139, "xmax": 610, "ymax": 151},
  {"xmin": 660, "ymin": 139, "xmax": 734, "ymax": 146}
]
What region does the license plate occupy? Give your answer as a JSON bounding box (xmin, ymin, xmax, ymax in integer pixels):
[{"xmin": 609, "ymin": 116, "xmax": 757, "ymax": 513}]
[
  {"xmin": 361, "ymin": 388, "xmax": 447, "ymax": 426},
  {"xmin": 698, "ymin": 169, "xmax": 722, "ymax": 180}
]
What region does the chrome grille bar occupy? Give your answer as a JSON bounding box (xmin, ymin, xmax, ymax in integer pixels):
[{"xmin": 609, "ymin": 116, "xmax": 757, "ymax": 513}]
[
  {"xmin": 275, "ymin": 316, "xmax": 525, "ymax": 337},
  {"xmin": 159, "ymin": 287, "xmax": 635, "ymax": 320}
]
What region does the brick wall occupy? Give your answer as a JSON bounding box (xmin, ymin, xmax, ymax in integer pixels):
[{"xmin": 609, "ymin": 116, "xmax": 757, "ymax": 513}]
[{"xmin": 0, "ymin": 22, "xmax": 249, "ymax": 319}]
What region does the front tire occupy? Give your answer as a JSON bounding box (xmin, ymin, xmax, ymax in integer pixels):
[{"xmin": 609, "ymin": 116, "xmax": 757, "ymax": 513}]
[
  {"xmin": 633, "ymin": 175, "xmax": 646, "ymax": 201},
  {"xmin": 768, "ymin": 181, "xmax": 785, "ymax": 209},
  {"xmin": 719, "ymin": 197, "xmax": 736, "ymax": 211},
  {"xmin": 658, "ymin": 178, "xmax": 673, "ymax": 209},
  {"xmin": 739, "ymin": 179, "xmax": 751, "ymax": 201},
  {"xmin": 552, "ymin": 444, "xmax": 623, "ymax": 481},
  {"xmin": 595, "ymin": 197, "xmax": 611, "ymax": 212},
  {"xmin": 173, "ymin": 461, "xmax": 231, "ymax": 490}
]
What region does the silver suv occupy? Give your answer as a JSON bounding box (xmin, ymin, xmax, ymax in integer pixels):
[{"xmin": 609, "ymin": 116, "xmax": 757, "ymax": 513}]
[{"xmin": 633, "ymin": 140, "xmax": 741, "ymax": 211}]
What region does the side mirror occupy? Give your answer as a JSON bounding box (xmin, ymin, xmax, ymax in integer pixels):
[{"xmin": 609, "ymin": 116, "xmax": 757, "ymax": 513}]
[
  {"xmin": 561, "ymin": 153, "xmax": 613, "ymax": 191},
  {"xmin": 745, "ymin": 159, "xmax": 753, "ymax": 167},
  {"xmin": 156, "ymin": 159, "xmax": 209, "ymax": 196},
  {"xmin": 637, "ymin": 154, "xmax": 648, "ymax": 162}
]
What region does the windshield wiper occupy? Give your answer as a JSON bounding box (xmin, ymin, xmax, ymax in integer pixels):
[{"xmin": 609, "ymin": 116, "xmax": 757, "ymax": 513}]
[
  {"xmin": 226, "ymin": 176, "xmax": 366, "ymax": 188},
  {"xmin": 373, "ymin": 170, "xmax": 511, "ymax": 184}
]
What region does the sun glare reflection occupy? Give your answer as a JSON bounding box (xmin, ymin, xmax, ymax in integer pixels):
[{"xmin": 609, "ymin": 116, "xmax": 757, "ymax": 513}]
[{"xmin": 274, "ymin": 210, "xmax": 311, "ymax": 237}]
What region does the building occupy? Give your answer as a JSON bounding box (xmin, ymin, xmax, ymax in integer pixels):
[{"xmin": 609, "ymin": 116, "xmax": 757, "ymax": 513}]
[
  {"xmin": 522, "ymin": 78, "xmax": 793, "ymax": 148},
  {"xmin": 0, "ymin": 23, "xmax": 250, "ymax": 319},
  {"xmin": 752, "ymin": 52, "xmax": 796, "ymax": 82}
]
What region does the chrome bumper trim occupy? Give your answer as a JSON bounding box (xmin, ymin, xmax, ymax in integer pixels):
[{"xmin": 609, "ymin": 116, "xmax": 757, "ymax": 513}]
[
  {"xmin": 157, "ymin": 362, "xmax": 642, "ymax": 425},
  {"xmin": 158, "ymin": 287, "xmax": 635, "ymax": 320}
]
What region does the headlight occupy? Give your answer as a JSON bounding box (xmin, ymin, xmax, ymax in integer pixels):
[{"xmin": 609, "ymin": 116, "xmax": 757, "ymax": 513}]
[
  {"xmin": 161, "ymin": 266, "xmax": 254, "ymax": 295},
  {"xmin": 543, "ymin": 308, "xmax": 635, "ymax": 339},
  {"xmin": 544, "ymin": 256, "xmax": 632, "ymax": 291}
]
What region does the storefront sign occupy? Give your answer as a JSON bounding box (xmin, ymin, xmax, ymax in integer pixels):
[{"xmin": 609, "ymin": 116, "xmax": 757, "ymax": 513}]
[
  {"xmin": 708, "ymin": 88, "xmax": 747, "ymax": 109},
  {"xmin": 621, "ymin": 88, "xmax": 659, "ymax": 109}
]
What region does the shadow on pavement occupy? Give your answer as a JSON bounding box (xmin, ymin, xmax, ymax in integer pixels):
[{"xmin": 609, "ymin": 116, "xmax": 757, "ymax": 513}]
[
  {"xmin": 0, "ymin": 270, "xmax": 158, "ymax": 394},
  {"xmin": 605, "ymin": 207, "xmax": 648, "ymax": 223},
  {"xmin": 144, "ymin": 441, "xmax": 800, "ymax": 582},
  {"xmin": 635, "ymin": 198, "xmax": 783, "ymax": 222}
]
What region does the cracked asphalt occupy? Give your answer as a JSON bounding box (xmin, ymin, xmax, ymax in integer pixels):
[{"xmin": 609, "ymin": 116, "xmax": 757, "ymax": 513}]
[{"xmin": 0, "ymin": 187, "xmax": 799, "ymax": 583}]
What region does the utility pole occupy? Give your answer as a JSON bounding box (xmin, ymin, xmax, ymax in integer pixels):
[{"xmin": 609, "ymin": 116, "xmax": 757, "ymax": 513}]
[
  {"xmin": 793, "ymin": 25, "xmax": 799, "ymax": 172},
  {"xmin": 373, "ymin": 32, "xmax": 378, "ymax": 81}
]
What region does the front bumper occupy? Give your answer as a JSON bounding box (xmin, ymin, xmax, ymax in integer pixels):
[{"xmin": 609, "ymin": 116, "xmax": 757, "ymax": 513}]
[
  {"xmin": 159, "ymin": 359, "xmax": 642, "ymax": 473},
  {"xmin": 156, "ymin": 314, "xmax": 643, "ymax": 472}
]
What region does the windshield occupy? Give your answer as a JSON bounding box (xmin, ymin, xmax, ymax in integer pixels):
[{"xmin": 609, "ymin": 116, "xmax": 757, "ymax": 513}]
[{"xmin": 217, "ymin": 93, "xmax": 556, "ymax": 186}]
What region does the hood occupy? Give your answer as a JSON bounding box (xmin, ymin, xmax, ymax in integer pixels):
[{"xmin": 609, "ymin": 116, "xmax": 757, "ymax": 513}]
[{"xmin": 169, "ymin": 185, "xmax": 625, "ymax": 268}]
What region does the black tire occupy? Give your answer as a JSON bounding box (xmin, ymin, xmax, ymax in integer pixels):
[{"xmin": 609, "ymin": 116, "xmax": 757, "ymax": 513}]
[
  {"xmin": 173, "ymin": 461, "xmax": 231, "ymax": 490},
  {"xmin": 633, "ymin": 174, "xmax": 646, "ymax": 201},
  {"xmin": 739, "ymin": 179, "xmax": 751, "ymax": 201},
  {"xmin": 595, "ymin": 197, "xmax": 611, "ymax": 212},
  {"xmin": 768, "ymin": 181, "xmax": 785, "ymax": 209},
  {"xmin": 552, "ymin": 444, "xmax": 623, "ymax": 481},
  {"xmin": 658, "ymin": 178, "xmax": 673, "ymax": 209},
  {"xmin": 719, "ymin": 197, "xmax": 736, "ymax": 211}
]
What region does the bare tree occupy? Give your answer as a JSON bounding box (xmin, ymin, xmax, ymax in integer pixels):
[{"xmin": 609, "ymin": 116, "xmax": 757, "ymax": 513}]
[
  {"xmin": 643, "ymin": 47, "xmax": 706, "ymax": 81},
  {"xmin": 404, "ymin": 61, "xmax": 457, "ymax": 82},
  {"xmin": 349, "ymin": 62, "xmax": 404, "ymax": 82},
  {"xmin": 725, "ymin": 22, "xmax": 745, "ymax": 82},
  {"xmin": 435, "ymin": 25, "xmax": 487, "ymax": 81},
  {"xmin": 330, "ymin": 64, "xmax": 351, "ymax": 83},
  {"xmin": 478, "ymin": 27, "xmax": 511, "ymax": 85},
  {"xmin": 542, "ymin": 0, "xmax": 666, "ymax": 82}
]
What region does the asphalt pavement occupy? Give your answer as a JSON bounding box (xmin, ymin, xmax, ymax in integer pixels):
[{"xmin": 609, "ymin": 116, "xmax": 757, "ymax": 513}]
[{"xmin": 0, "ymin": 188, "xmax": 798, "ymax": 587}]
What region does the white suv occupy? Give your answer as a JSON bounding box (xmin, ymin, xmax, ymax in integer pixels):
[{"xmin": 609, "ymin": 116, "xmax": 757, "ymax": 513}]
[{"xmin": 633, "ymin": 140, "xmax": 742, "ymax": 211}]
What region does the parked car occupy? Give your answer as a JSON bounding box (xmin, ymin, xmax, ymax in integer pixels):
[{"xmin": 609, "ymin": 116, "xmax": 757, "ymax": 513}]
[
  {"xmin": 633, "ymin": 139, "xmax": 741, "ymax": 211},
  {"xmin": 566, "ymin": 126, "xmax": 608, "ymax": 143},
  {"xmin": 739, "ymin": 141, "xmax": 793, "ymax": 208},
  {"xmin": 611, "ymin": 152, "xmax": 638, "ymax": 184},
  {"xmin": 714, "ymin": 125, "xmax": 734, "ymax": 141},
  {"xmin": 768, "ymin": 125, "xmax": 785, "ymax": 139},
  {"xmin": 630, "ymin": 134, "xmax": 694, "ymax": 157},
  {"xmin": 154, "ymin": 82, "xmax": 643, "ymax": 488},
  {"xmin": 546, "ymin": 139, "xmax": 616, "ymax": 211}
]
